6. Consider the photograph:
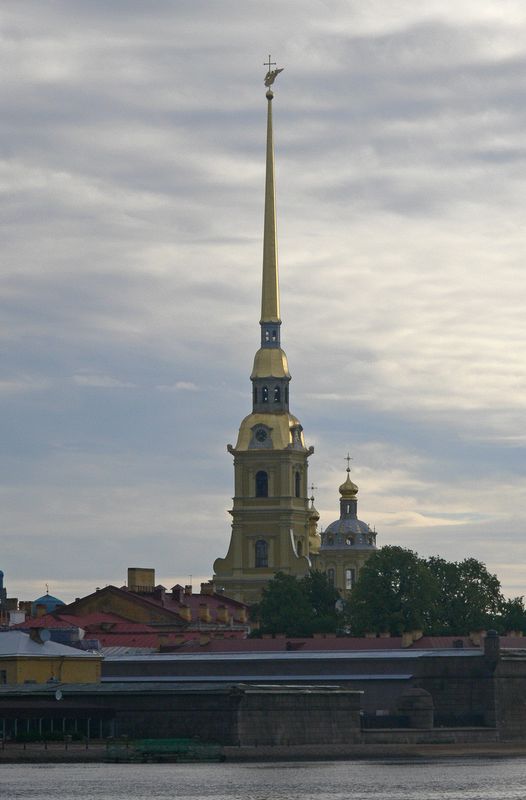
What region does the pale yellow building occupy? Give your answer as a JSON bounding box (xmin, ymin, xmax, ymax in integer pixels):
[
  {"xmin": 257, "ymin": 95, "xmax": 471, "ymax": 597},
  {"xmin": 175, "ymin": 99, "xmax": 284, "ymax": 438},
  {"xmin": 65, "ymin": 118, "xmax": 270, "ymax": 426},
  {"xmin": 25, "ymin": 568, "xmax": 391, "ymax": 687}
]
[{"xmin": 0, "ymin": 630, "xmax": 101, "ymax": 685}]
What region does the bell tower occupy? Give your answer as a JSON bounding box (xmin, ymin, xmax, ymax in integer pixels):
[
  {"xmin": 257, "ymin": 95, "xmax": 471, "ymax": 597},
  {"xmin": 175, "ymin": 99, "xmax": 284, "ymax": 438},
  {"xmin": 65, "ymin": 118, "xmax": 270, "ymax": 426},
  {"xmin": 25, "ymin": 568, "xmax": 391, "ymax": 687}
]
[{"xmin": 213, "ymin": 63, "xmax": 314, "ymax": 603}]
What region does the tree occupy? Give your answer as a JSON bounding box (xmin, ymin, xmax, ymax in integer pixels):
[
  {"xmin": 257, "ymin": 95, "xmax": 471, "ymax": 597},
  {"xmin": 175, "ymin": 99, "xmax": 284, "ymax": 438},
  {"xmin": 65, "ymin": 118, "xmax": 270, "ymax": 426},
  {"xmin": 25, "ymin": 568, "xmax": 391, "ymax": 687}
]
[
  {"xmin": 251, "ymin": 570, "xmax": 342, "ymax": 637},
  {"xmin": 346, "ymin": 546, "xmax": 439, "ymax": 636},
  {"xmin": 498, "ymin": 596, "xmax": 526, "ymax": 635},
  {"xmin": 426, "ymin": 556, "xmax": 504, "ymax": 634}
]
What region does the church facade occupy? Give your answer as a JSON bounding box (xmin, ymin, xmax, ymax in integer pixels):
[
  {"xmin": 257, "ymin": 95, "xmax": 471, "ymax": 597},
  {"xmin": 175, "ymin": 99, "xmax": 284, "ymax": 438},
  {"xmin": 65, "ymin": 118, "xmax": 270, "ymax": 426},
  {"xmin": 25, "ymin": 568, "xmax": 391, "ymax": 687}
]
[{"xmin": 213, "ymin": 71, "xmax": 376, "ymax": 604}]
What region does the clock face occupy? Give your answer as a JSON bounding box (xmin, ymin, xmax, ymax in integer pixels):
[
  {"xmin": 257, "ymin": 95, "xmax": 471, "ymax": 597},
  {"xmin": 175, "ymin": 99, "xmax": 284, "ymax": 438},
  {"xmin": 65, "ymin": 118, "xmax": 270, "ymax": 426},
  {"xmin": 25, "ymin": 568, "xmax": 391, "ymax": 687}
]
[{"xmin": 255, "ymin": 428, "xmax": 268, "ymax": 443}]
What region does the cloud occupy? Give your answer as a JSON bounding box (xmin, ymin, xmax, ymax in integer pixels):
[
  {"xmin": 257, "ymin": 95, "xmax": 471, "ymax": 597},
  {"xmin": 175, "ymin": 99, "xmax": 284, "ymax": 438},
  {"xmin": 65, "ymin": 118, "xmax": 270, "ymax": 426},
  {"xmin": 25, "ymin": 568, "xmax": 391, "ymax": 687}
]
[{"xmin": 1, "ymin": 1, "xmax": 525, "ymax": 600}]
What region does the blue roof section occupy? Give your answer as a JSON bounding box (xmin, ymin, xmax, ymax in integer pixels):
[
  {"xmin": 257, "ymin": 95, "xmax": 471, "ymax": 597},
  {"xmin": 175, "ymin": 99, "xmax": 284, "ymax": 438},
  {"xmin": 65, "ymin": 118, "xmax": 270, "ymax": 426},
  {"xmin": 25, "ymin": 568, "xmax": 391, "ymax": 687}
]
[{"xmin": 31, "ymin": 594, "xmax": 65, "ymax": 614}]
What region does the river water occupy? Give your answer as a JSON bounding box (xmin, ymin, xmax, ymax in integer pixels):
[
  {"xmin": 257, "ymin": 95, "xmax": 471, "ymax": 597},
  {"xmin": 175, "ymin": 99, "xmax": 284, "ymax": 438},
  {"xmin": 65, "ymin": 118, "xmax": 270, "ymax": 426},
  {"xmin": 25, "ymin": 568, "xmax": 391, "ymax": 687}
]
[{"xmin": 1, "ymin": 759, "xmax": 526, "ymax": 800}]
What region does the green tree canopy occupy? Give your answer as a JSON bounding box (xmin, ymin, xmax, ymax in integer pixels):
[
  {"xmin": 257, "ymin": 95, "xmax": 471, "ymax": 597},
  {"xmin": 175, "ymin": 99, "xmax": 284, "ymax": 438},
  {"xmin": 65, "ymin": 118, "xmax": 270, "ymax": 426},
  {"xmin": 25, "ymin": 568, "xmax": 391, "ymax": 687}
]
[
  {"xmin": 252, "ymin": 570, "xmax": 341, "ymax": 637},
  {"xmin": 346, "ymin": 546, "xmax": 439, "ymax": 636},
  {"xmin": 426, "ymin": 556, "xmax": 504, "ymax": 634}
]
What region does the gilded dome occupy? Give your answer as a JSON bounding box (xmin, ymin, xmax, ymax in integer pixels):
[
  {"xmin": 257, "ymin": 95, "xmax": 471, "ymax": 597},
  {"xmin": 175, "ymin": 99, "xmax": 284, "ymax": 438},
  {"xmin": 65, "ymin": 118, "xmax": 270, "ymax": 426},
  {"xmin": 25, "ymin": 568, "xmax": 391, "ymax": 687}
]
[{"xmin": 339, "ymin": 471, "xmax": 358, "ymax": 498}]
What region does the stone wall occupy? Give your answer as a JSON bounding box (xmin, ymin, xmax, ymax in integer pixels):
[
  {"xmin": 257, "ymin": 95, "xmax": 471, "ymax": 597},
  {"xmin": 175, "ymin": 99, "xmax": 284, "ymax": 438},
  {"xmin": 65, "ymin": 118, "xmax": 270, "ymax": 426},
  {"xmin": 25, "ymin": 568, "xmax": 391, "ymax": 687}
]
[{"xmin": 236, "ymin": 687, "xmax": 362, "ymax": 746}]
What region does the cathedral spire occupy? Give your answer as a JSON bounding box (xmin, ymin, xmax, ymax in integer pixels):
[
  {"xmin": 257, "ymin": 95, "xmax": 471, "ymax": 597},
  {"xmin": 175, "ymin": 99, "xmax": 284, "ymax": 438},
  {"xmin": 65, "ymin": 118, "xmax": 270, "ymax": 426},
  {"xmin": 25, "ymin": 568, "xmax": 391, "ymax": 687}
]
[{"xmin": 260, "ymin": 60, "xmax": 283, "ymax": 346}]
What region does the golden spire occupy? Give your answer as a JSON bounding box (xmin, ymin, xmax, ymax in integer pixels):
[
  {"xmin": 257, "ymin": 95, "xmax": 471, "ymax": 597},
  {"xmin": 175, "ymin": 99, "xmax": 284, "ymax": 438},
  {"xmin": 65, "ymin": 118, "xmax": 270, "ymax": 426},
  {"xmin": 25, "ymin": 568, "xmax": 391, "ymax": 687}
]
[{"xmin": 260, "ymin": 57, "xmax": 283, "ymax": 324}]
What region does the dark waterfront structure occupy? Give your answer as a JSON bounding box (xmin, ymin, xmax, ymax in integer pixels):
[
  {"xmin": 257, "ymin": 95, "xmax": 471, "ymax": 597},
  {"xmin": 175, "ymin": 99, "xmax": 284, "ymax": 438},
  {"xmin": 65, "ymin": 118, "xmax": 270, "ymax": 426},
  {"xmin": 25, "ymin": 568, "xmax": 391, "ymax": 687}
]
[{"xmin": 1, "ymin": 632, "xmax": 526, "ymax": 744}]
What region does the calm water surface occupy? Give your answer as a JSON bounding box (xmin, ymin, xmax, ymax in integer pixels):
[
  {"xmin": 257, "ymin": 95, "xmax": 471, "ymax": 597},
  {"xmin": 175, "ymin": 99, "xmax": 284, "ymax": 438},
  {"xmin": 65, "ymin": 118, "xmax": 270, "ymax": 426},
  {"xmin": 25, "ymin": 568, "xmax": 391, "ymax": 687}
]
[{"xmin": 1, "ymin": 759, "xmax": 526, "ymax": 800}]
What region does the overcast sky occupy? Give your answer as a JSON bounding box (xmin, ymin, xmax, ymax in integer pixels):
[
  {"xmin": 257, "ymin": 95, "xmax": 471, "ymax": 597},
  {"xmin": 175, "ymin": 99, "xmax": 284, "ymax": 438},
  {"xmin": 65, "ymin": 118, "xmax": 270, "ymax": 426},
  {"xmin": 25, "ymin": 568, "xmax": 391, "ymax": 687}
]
[{"xmin": 2, "ymin": 1, "xmax": 525, "ymax": 603}]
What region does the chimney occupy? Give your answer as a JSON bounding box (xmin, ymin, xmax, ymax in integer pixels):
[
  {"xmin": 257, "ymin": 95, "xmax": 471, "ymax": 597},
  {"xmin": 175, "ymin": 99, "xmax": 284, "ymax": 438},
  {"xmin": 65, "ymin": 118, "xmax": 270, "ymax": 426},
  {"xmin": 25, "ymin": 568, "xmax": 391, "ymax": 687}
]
[
  {"xmin": 127, "ymin": 567, "xmax": 155, "ymax": 593},
  {"xmin": 199, "ymin": 603, "xmax": 212, "ymax": 623},
  {"xmin": 184, "ymin": 585, "xmax": 192, "ymax": 596},
  {"xmin": 200, "ymin": 581, "xmax": 215, "ymax": 596},
  {"xmin": 402, "ymin": 631, "xmax": 414, "ymax": 648},
  {"xmin": 179, "ymin": 605, "xmax": 192, "ymax": 623},
  {"xmin": 171, "ymin": 585, "xmax": 184, "ymax": 603}
]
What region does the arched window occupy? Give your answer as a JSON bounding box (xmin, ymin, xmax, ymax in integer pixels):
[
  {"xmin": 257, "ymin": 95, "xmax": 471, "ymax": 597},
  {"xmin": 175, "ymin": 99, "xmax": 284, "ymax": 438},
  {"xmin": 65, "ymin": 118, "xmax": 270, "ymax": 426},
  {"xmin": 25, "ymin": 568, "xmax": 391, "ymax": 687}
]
[
  {"xmin": 327, "ymin": 568, "xmax": 335, "ymax": 585},
  {"xmin": 297, "ymin": 539, "xmax": 303, "ymax": 557},
  {"xmin": 255, "ymin": 470, "xmax": 268, "ymax": 497},
  {"xmin": 262, "ymin": 386, "xmax": 268, "ymax": 403},
  {"xmin": 255, "ymin": 539, "xmax": 268, "ymax": 568},
  {"xmin": 345, "ymin": 536, "xmax": 354, "ymax": 546},
  {"xmin": 272, "ymin": 329, "xmax": 277, "ymax": 341},
  {"xmin": 273, "ymin": 386, "xmax": 280, "ymax": 403},
  {"xmin": 345, "ymin": 568, "xmax": 355, "ymax": 590},
  {"xmin": 295, "ymin": 471, "xmax": 301, "ymax": 498},
  {"xmin": 264, "ymin": 330, "xmax": 270, "ymax": 342},
  {"xmin": 253, "ymin": 386, "xmax": 258, "ymax": 404}
]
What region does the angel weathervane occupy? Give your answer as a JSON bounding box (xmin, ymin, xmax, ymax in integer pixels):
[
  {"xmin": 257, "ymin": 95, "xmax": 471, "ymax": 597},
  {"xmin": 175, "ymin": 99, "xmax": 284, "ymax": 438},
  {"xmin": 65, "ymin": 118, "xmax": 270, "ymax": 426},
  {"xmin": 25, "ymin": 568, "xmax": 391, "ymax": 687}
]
[{"xmin": 264, "ymin": 54, "xmax": 284, "ymax": 87}]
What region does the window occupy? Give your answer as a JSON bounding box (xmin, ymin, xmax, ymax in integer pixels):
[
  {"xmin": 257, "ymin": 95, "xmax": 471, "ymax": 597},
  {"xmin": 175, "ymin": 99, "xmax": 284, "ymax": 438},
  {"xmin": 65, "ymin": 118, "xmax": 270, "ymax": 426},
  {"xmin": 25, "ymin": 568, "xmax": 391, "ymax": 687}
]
[
  {"xmin": 262, "ymin": 386, "xmax": 268, "ymax": 402},
  {"xmin": 273, "ymin": 386, "xmax": 280, "ymax": 403},
  {"xmin": 255, "ymin": 539, "xmax": 268, "ymax": 568},
  {"xmin": 255, "ymin": 470, "xmax": 268, "ymax": 497},
  {"xmin": 345, "ymin": 536, "xmax": 354, "ymax": 546},
  {"xmin": 295, "ymin": 471, "xmax": 301, "ymax": 498},
  {"xmin": 346, "ymin": 503, "xmax": 350, "ymax": 514},
  {"xmin": 327, "ymin": 568, "xmax": 335, "ymax": 585},
  {"xmin": 265, "ymin": 330, "xmax": 270, "ymax": 342},
  {"xmin": 345, "ymin": 568, "xmax": 355, "ymax": 590},
  {"xmin": 272, "ymin": 329, "xmax": 277, "ymax": 341}
]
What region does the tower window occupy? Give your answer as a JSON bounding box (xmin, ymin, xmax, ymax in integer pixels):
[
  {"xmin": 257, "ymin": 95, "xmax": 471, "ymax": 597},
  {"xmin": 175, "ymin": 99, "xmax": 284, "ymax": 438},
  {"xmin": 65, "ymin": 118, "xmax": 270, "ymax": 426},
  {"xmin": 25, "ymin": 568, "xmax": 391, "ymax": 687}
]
[
  {"xmin": 294, "ymin": 470, "xmax": 301, "ymax": 498},
  {"xmin": 262, "ymin": 386, "xmax": 268, "ymax": 403},
  {"xmin": 265, "ymin": 330, "xmax": 270, "ymax": 342},
  {"xmin": 255, "ymin": 539, "xmax": 268, "ymax": 568},
  {"xmin": 345, "ymin": 568, "xmax": 355, "ymax": 590},
  {"xmin": 346, "ymin": 503, "xmax": 350, "ymax": 514},
  {"xmin": 273, "ymin": 386, "xmax": 280, "ymax": 403},
  {"xmin": 255, "ymin": 470, "xmax": 268, "ymax": 497},
  {"xmin": 272, "ymin": 329, "xmax": 277, "ymax": 340},
  {"xmin": 327, "ymin": 568, "xmax": 335, "ymax": 586}
]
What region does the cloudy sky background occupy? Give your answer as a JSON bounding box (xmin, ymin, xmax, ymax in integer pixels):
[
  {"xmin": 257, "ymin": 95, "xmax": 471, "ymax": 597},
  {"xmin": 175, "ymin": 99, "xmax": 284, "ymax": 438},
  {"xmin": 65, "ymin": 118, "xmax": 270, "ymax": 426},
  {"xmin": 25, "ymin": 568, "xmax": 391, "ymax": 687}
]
[{"xmin": 2, "ymin": 1, "xmax": 525, "ymax": 602}]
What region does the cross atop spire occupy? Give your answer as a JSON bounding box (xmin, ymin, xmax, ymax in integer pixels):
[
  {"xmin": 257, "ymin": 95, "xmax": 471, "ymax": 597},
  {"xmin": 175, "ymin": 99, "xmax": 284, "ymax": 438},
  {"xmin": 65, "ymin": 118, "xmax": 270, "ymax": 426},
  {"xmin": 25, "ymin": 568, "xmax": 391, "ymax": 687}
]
[
  {"xmin": 345, "ymin": 453, "xmax": 353, "ymax": 473},
  {"xmin": 264, "ymin": 55, "xmax": 276, "ymax": 72}
]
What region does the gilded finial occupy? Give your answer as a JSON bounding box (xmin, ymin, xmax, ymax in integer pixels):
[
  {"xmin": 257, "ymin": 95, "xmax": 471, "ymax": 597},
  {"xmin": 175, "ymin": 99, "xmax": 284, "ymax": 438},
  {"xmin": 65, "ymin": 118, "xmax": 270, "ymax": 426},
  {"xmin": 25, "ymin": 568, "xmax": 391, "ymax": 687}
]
[
  {"xmin": 345, "ymin": 453, "xmax": 353, "ymax": 473},
  {"xmin": 264, "ymin": 54, "xmax": 284, "ymax": 90}
]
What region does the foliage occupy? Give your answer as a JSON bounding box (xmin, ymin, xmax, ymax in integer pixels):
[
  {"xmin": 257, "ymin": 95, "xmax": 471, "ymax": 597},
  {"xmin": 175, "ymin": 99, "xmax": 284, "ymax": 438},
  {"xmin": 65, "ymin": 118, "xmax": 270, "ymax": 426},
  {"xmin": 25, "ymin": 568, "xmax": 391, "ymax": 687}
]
[
  {"xmin": 498, "ymin": 596, "xmax": 526, "ymax": 635},
  {"xmin": 251, "ymin": 570, "xmax": 342, "ymax": 637},
  {"xmin": 426, "ymin": 556, "xmax": 504, "ymax": 634},
  {"xmin": 346, "ymin": 546, "xmax": 438, "ymax": 636}
]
